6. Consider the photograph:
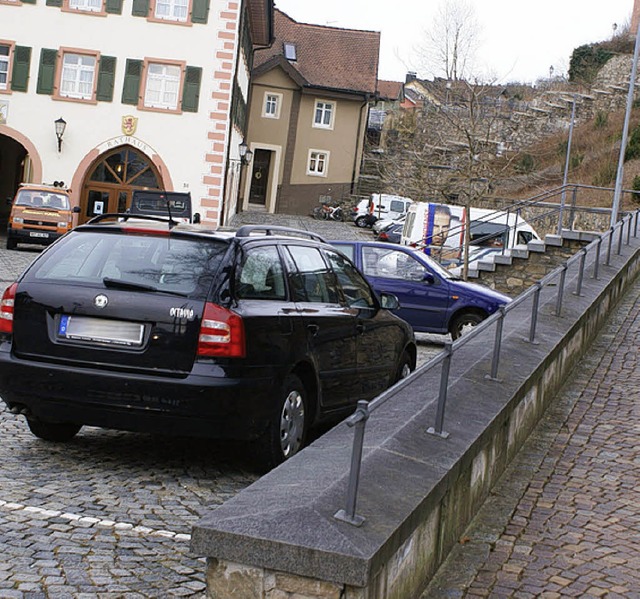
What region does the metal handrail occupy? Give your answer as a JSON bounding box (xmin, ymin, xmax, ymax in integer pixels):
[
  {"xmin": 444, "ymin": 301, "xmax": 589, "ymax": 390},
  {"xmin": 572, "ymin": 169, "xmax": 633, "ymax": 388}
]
[{"xmin": 334, "ymin": 209, "xmax": 639, "ymax": 527}]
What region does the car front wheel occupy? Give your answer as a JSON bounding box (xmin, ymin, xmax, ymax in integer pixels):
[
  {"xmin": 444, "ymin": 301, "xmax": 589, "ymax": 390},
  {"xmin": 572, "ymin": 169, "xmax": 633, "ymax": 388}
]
[
  {"xmin": 450, "ymin": 312, "xmax": 484, "ymax": 340},
  {"xmin": 395, "ymin": 351, "xmax": 413, "ymax": 383},
  {"xmin": 255, "ymin": 374, "xmax": 308, "ymax": 472},
  {"xmin": 26, "ymin": 418, "xmax": 81, "ymax": 442},
  {"xmin": 6, "ymin": 236, "xmax": 17, "ymax": 250}
]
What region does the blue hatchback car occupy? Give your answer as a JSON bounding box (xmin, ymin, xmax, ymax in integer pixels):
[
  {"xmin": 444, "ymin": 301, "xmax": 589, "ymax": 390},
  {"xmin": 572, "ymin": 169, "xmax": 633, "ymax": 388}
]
[{"xmin": 331, "ymin": 240, "xmax": 511, "ymax": 339}]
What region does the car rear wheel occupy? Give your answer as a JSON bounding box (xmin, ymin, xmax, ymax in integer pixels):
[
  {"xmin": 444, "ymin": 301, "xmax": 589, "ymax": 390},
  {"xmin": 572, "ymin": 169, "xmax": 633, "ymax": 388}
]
[
  {"xmin": 450, "ymin": 312, "xmax": 484, "ymax": 340},
  {"xmin": 355, "ymin": 216, "xmax": 369, "ymax": 228},
  {"xmin": 26, "ymin": 418, "xmax": 81, "ymax": 442},
  {"xmin": 255, "ymin": 374, "xmax": 308, "ymax": 471}
]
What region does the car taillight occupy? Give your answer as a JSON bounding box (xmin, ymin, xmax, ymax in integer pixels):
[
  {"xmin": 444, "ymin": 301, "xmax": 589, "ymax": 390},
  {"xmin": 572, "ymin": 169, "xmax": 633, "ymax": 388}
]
[
  {"xmin": 0, "ymin": 283, "xmax": 17, "ymax": 335},
  {"xmin": 197, "ymin": 303, "xmax": 245, "ymax": 357},
  {"xmin": 379, "ymin": 232, "xmax": 389, "ymax": 241}
]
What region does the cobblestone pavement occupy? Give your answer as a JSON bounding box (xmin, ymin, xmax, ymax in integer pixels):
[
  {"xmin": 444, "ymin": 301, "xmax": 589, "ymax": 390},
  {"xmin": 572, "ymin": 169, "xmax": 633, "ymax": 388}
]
[
  {"xmin": 423, "ymin": 274, "xmax": 640, "ymax": 598},
  {"xmin": 0, "ymin": 219, "xmax": 444, "ymax": 597}
]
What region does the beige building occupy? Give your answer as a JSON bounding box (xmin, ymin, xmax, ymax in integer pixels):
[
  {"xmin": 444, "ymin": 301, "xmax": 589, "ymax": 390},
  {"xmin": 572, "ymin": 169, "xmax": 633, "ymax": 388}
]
[{"xmin": 241, "ymin": 10, "xmax": 380, "ymax": 215}]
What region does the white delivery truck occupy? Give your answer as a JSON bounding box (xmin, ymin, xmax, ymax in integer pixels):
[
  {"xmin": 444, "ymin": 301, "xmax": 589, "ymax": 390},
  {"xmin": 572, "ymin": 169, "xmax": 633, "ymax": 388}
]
[
  {"xmin": 401, "ymin": 202, "xmax": 540, "ymax": 268},
  {"xmin": 351, "ymin": 193, "xmax": 414, "ymax": 228}
]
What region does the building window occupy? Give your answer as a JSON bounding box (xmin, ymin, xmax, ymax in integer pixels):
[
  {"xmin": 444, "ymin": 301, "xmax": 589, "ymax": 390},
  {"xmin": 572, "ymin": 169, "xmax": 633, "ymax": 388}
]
[
  {"xmin": 144, "ymin": 62, "xmax": 181, "ymax": 110},
  {"xmin": 313, "ymin": 100, "xmax": 334, "ymax": 129},
  {"xmin": 60, "ymin": 52, "xmax": 96, "ymax": 100},
  {"xmin": 283, "ymin": 42, "xmax": 297, "ymax": 61},
  {"xmin": 68, "ymin": 0, "xmax": 102, "ymax": 12},
  {"xmin": 0, "ymin": 45, "xmax": 9, "ymax": 91},
  {"xmin": 307, "ymin": 150, "xmax": 329, "ymax": 177},
  {"xmin": 154, "ymin": 0, "xmax": 188, "ymax": 22},
  {"xmin": 263, "ymin": 92, "xmax": 281, "ymax": 119}
]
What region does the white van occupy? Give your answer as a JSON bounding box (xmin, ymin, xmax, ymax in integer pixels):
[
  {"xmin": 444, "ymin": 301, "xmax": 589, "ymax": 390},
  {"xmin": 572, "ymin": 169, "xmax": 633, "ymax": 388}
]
[
  {"xmin": 351, "ymin": 193, "xmax": 414, "ymax": 228},
  {"xmin": 401, "ymin": 202, "xmax": 540, "ymax": 268}
]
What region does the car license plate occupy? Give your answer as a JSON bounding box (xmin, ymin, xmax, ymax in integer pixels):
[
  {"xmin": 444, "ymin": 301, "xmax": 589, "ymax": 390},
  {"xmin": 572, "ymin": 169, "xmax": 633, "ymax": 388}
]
[
  {"xmin": 58, "ymin": 315, "xmax": 144, "ymax": 347},
  {"xmin": 29, "ymin": 232, "xmax": 49, "ymax": 238}
]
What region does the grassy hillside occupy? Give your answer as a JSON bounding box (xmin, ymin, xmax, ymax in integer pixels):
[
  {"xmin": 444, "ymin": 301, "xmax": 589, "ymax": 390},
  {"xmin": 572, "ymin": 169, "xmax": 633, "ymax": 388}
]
[{"xmin": 494, "ymin": 103, "xmax": 640, "ymax": 213}]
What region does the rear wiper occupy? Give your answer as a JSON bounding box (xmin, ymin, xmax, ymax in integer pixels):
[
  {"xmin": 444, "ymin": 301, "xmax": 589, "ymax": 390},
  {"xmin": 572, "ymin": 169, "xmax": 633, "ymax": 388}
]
[
  {"xmin": 102, "ymin": 277, "xmax": 189, "ymax": 297},
  {"xmin": 103, "ymin": 277, "xmax": 157, "ymax": 292}
]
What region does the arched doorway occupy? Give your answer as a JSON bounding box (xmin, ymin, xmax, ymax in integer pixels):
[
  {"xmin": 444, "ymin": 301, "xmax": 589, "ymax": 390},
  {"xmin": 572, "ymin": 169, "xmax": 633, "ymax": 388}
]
[
  {"xmin": 80, "ymin": 145, "xmax": 162, "ymax": 224},
  {"xmin": 0, "ymin": 134, "xmax": 30, "ymax": 224}
]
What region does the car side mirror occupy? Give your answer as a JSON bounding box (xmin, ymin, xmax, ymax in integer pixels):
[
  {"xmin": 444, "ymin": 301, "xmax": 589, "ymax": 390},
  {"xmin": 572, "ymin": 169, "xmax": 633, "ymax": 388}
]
[
  {"xmin": 6, "ymin": 197, "xmax": 12, "ymax": 206},
  {"xmin": 423, "ymin": 272, "xmax": 435, "ymax": 284},
  {"xmin": 72, "ymin": 206, "xmax": 80, "ymax": 213},
  {"xmin": 379, "ymin": 292, "xmax": 400, "ymax": 310}
]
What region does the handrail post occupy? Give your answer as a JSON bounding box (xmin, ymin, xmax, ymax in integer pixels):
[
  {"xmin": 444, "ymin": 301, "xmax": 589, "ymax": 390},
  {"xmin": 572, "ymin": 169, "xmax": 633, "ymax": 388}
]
[
  {"xmin": 606, "ymin": 228, "xmax": 613, "ymax": 266},
  {"xmin": 334, "ymin": 400, "xmax": 369, "ymax": 527},
  {"xmin": 487, "ymin": 307, "xmax": 505, "ymax": 381},
  {"xmin": 555, "ymin": 263, "xmax": 568, "ymax": 317},
  {"xmin": 526, "ymin": 283, "xmax": 542, "ymax": 344},
  {"xmin": 617, "ymin": 222, "xmax": 624, "ymax": 255},
  {"xmin": 626, "ymin": 215, "xmax": 632, "ymax": 245},
  {"xmin": 427, "ymin": 341, "xmax": 452, "ymax": 439},
  {"xmin": 635, "ymin": 210, "xmax": 639, "ymax": 237},
  {"xmin": 568, "ymin": 186, "xmax": 578, "ymax": 230},
  {"xmin": 593, "ymin": 237, "xmax": 602, "ymax": 280},
  {"xmin": 574, "ymin": 248, "xmax": 587, "ymax": 296}
]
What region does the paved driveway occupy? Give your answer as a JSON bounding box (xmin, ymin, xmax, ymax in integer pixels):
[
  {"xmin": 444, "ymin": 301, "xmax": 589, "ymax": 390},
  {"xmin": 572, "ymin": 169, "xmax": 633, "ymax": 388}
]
[{"xmin": 0, "ymin": 220, "xmax": 444, "ymax": 596}]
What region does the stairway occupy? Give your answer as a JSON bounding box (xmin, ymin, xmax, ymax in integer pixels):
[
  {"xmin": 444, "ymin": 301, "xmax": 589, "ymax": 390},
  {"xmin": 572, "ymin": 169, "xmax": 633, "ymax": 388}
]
[{"xmin": 462, "ymin": 230, "xmax": 600, "ymax": 296}]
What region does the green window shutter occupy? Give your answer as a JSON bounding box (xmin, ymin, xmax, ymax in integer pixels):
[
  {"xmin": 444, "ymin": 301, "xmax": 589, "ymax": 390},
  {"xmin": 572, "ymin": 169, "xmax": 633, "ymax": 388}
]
[
  {"xmin": 45, "ymin": 0, "xmax": 63, "ymax": 6},
  {"xmin": 96, "ymin": 56, "xmax": 116, "ymax": 102},
  {"xmin": 20, "ymin": 0, "xmax": 36, "ymax": 4},
  {"xmin": 181, "ymin": 66, "xmax": 202, "ymax": 113},
  {"xmin": 36, "ymin": 48, "xmax": 58, "ymax": 95},
  {"xmin": 105, "ymin": 0, "xmax": 123, "ymax": 14},
  {"xmin": 191, "ymin": 0, "xmax": 209, "ymax": 24},
  {"xmin": 131, "ymin": 0, "xmax": 149, "ymax": 17},
  {"xmin": 121, "ymin": 59, "xmax": 142, "ymax": 105},
  {"xmin": 11, "ymin": 46, "xmax": 32, "ymax": 92}
]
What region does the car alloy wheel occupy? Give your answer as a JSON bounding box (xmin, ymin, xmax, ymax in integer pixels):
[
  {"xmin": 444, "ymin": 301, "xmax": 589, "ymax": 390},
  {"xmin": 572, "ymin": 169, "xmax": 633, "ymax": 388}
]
[{"xmin": 280, "ymin": 387, "xmax": 305, "ymax": 459}]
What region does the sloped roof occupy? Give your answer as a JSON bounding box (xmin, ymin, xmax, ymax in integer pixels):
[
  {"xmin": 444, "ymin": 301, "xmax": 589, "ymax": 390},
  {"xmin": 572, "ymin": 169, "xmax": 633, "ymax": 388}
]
[
  {"xmin": 254, "ymin": 9, "xmax": 380, "ymax": 95},
  {"xmin": 377, "ymin": 80, "xmax": 403, "ymax": 101},
  {"xmin": 246, "ymin": 0, "xmax": 274, "ymax": 47}
]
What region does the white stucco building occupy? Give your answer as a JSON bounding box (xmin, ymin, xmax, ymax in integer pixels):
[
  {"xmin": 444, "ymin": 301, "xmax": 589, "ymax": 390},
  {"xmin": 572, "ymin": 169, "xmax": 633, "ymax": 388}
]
[{"xmin": 0, "ymin": 0, "xmax": 273, "ymax": 226}]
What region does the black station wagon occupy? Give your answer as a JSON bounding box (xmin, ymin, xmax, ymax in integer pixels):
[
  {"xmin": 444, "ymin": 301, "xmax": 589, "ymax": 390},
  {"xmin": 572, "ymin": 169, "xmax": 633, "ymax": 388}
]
[{"xmin": 0, "ymin": 216, "xmax": 416, "ymax": 469}]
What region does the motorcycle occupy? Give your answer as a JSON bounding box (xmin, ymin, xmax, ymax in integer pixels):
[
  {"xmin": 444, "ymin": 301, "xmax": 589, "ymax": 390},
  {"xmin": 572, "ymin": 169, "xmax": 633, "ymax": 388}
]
[{"xmin": 311, "ymin": 203, "xmax": 344, "ymax": 221}]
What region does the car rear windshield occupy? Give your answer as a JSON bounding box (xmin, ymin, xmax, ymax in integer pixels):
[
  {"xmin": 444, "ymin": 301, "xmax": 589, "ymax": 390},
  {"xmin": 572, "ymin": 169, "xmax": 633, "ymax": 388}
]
[
  {"xmin": 23, "ymin": 230, "xmax": 228, "ymax": 299},
  {"xmin": 130, "ymin": 194, "xmax": 191, "ymax": 219}
]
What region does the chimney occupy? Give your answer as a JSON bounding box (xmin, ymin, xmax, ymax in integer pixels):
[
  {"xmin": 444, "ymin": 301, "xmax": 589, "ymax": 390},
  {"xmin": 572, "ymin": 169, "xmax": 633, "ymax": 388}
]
[{"xmin": 406, "ymin": 71, "xmax": 417, "ymax": 84}]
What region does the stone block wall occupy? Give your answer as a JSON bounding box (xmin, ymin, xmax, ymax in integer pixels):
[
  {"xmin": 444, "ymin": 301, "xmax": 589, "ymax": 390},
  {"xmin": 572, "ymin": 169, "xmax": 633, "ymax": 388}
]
[{"xmin": 471, "ymin": 238, "xmax": 591, "ymax": 296}]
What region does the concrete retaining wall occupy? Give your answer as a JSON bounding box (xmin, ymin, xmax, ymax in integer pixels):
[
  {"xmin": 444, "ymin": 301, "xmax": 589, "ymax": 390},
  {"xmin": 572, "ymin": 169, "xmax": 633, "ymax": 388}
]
[{"xmin": 191, "ymin": 231, "xmax": 640, "ymax": 599}]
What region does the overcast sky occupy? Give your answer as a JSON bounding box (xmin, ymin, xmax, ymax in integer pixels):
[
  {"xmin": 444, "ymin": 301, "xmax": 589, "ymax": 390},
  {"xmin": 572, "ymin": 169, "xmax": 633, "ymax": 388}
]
[{"xmin": 273, "ymin": 0, "xmax": 634, "ymax": 84}]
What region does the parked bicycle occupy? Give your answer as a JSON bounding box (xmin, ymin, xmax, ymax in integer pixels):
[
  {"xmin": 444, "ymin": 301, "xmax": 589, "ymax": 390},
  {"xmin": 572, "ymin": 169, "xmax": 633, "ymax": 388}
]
[{"xmin": 311, "ymin": 202, "xmax": 344, "ymax": 221}]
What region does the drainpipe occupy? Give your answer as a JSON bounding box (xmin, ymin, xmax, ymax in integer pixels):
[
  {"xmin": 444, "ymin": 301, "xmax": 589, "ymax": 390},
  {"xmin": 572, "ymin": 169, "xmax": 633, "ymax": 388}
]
[{"xmin": 351, "ymin": 93, "xmax": 373, "ymax": 196}]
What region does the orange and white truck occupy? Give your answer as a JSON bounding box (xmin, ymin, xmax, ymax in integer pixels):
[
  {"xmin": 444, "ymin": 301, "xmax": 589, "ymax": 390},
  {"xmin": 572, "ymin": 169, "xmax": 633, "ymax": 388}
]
[{"xmin": 6, "ymin": 184, "xmax": 79, "ymax": 250}]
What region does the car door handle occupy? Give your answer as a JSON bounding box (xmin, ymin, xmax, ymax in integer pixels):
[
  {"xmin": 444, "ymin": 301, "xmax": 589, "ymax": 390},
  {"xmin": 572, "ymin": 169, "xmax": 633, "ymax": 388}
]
[{"xmin": 307, "ymin": 324, "xmax": 319, "ymax": 336}]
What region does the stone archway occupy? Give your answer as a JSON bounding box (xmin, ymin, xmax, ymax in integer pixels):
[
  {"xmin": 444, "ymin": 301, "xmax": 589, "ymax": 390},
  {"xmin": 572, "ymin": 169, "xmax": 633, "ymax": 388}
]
[
  {"xmin": 79, "ymin": 145, "xmax": 162, "ymax": 224},
  {"xmin": 0, "ymin": 126, "xmax": 43, "ymax": 224}
]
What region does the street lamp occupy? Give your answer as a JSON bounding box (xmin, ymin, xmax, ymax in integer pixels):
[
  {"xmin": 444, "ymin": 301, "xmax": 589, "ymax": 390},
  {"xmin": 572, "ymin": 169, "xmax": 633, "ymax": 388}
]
[
  {"xmin": 239, "ymin": 141, "xmax": 253, "ymax": 166},
  {"xmin": 54, "ymin": 117, "xmax": 66, "ymax": 152}
]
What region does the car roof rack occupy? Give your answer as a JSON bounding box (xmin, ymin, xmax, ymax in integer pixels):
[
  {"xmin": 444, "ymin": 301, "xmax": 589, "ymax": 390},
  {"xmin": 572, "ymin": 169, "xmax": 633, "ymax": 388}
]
[
  {"xmin": 85, "ymin": 213, "xmax": 178, "ymax": 227},
  {"xmin": 235, "ymin": 225, "xmax": 326, "ymax": 243}
]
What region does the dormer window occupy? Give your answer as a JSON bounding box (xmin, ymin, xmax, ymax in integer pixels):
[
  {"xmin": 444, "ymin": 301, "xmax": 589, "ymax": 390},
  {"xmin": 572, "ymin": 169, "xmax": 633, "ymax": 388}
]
[{"xmin": 283, "ymin": 43, "xmax": 297, "ymax": 61}]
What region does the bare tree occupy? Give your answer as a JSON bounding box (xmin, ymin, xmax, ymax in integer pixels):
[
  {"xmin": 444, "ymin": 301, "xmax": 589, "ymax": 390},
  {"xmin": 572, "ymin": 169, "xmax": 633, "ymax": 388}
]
[{"xmin": 418, "ymin": 0, "xmax": 480, "ymax": 81}]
